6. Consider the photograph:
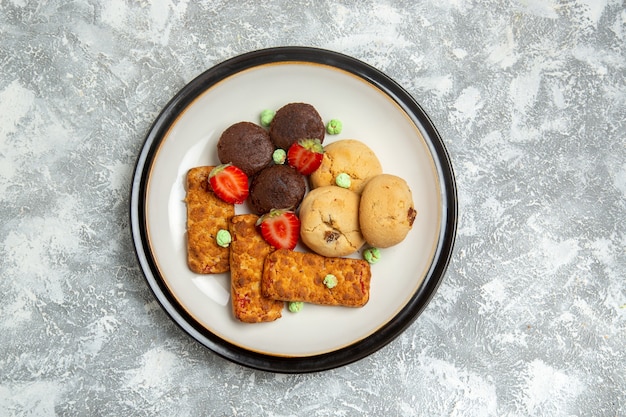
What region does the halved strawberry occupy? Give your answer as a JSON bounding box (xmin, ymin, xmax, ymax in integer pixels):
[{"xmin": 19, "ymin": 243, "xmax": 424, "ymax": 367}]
[
  {"xmin": 286, "ymin": 138, "xmax": 324, "ymax": 175},
  {"xmin": 256, "ymin": 209, "xmax": 301, "ymax": 250},
  {"xmin": 208, "ymin": 163, "xmax": 249, "ymax": 204}
]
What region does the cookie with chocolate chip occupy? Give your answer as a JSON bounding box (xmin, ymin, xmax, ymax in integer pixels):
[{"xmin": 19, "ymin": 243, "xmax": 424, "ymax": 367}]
[
  {"xmin": 359, "ymin": 174, "xmax": 416, "ymax": 248},
  {"xmin": 299, "ymin": 186, "xmax": 365, "ymax": 257}
]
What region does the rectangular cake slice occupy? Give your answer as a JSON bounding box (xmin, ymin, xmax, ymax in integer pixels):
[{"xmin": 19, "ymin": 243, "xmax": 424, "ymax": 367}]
[
  {"xmin": 229, "ymin": 214, "xmax": 283, "ymax": 323},
  {"xmin": 262, "ymin": 249, "xmax": 371, "ymax": 307},
  {"xmin": 186, "ymin": 166, "xmax": 233, "ymax": 274}
]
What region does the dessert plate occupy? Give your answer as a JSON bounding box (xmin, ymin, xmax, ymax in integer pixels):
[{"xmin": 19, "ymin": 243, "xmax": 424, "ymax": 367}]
[{"xmin": 130, "ymin": 47, "xmax": 457, "ymax": 373}]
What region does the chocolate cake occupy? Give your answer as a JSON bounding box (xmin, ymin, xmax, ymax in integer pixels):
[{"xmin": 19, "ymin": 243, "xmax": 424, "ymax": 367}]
[
  {"xmin": 269, "ymin": 103, "xmax": 325, "ymax": 150},
  {"xmin": 248, "ymin": 164, "xmax": 306, "ymax": 215},
  {"xmin": 217, "ymin": 121, "xmax": 274, "ymax": 176}
]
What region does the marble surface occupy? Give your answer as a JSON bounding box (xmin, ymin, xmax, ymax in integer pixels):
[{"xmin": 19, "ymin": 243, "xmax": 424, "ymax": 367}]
[{"xmin": 1, "ymin": 0, "xmax": 625, "ymax": 415}]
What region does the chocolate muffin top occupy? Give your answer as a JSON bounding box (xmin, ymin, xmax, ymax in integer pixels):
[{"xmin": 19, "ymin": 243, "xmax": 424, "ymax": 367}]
[
  {"xmin": 217, "ymin": 121, "xmax": 274, "ymax": 177},
  {"xmin": 269, "ymin": 103, "xmax": 325, "ymax": 150},
  {"xmin": 248, "ymin": 164, "xmax": 307, "ymax": 215}
]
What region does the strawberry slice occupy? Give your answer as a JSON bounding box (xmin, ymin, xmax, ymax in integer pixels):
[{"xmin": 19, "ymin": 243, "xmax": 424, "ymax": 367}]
[
  {"xmin": 208, "ymin": 163, "xmax": 249, "ymax": 204},
  {"xmin": 286, "ymin": 138, "xmax": 324, "ymax": 175},
  {"xmin": 256, "ymin": 209, "xmax": 301, "ymax": 250}
]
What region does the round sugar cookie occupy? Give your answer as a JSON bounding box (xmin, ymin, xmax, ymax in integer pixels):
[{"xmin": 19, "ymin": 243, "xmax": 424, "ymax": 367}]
[
  {"xmin": 299, "ymin": 186, "xmax": 365, "ymax": 257},
  {"xmin": 359, "ymin": 174, "xmax": 417, "ymax": 248},
  {"xmin": 310, "ymin": 139, "xmax": 382, "ymax": 194}
]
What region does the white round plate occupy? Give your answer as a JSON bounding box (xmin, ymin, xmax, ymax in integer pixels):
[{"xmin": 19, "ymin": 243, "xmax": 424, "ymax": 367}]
[{"xmin": 130, "ymin": 47, "xmax": 457, "ymax": 373}]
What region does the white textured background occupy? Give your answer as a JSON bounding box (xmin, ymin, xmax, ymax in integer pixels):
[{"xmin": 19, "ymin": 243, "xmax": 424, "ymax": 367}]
[{"xmin": 1, "ymin": 0, "xmax": 625, "ymax": 416}]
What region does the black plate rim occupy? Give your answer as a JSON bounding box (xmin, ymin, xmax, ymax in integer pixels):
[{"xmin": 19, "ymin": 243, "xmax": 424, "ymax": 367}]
[{"xmin": 129, "ymin": 46, "xmax": 457, "ymax": 373}]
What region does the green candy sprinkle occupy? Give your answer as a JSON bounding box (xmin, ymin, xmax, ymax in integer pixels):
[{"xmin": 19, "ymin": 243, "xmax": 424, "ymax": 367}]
[
  {"xmin": 335, "ymin": 172, "xmax": 351, "ymax": 188},
  {"xmin": 272, "ymin": 148, "xmax": 286, "ymax": 164},
  {"xmin": 260, "ymin": 109, "xmax": 276, "ymax": 127},
  {"xmin": 288, "ymin": 301, "xmax": 304, "ymax": 313},
  {"xmin": 216, "ymin": 229, "xmax": 232, "ymax": 248},
  {"xmin": 326, "ymin": 119, "xmax": 343, "ymax": 135},
  {"xmin": 363, "ymin": 247, "xmax": 381, "ymax": 264},
  {"xmin": 323, "ymin": 274, "xmax": 338, "ymax": 289}
]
